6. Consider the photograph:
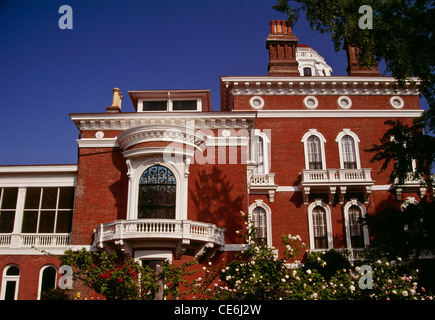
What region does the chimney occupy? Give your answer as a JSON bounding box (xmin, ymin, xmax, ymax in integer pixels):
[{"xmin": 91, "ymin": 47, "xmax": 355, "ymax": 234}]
[
  {"xmin": 266, "ymin": 20, "xmax": 300, "ymax": 76},
  {"xmin": 344, "ymin": 42, "xmax": 380, "ymax": 77},
  {"xmin": 106, "ymin": 87, "xmax": 123, "ymax": 113}
]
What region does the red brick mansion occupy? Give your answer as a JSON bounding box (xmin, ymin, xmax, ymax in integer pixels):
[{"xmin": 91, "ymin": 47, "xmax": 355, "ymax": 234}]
[{"xmin": 0, "ymin": 20, "xmax": 424, "ymax": 300}]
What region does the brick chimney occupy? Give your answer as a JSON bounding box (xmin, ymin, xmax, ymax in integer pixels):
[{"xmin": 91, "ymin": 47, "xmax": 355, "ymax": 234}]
[
  {"xmin": 266, "ymin": 20, "xmax": 300, "ymax": 76},
  {"xmin": 106, "ymin": 87, "xmax": 123, "ymax": 113},
  {"xmin": 344, "ymin": 42, "xmax": 381, "ymax": 77}
]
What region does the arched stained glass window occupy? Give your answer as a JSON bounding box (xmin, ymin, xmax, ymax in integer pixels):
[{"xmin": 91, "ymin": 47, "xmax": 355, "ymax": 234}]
[{"xmin": 138, "ymin": 165, "xmax": 176, "ymax": 219}]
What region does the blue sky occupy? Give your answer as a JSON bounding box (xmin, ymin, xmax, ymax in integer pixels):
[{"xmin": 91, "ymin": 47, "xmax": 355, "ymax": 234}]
[{"xmin": 0, "ymin": 0, "xmax": 426, "ymax": 166}]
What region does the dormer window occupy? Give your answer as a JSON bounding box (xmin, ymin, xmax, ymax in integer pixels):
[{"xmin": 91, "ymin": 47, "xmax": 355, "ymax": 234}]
[
  {"xmin": 142, "ymin": 101, "xmax": 167, "ymax": 111},
  {"xmin": 303, "ymin": 67, "xmax": 312, "ymax": 76},
  {"xmin": 140, "ymin": 99, "xmax": 200, "ymax": 112},
  {"xmin": 130, "ymin": 90, "xmax": 211, "ymax": 113}
]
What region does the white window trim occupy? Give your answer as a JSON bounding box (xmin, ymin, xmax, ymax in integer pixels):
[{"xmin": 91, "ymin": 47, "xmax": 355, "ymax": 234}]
[
  {"xmin": 335, "ymin": 129, "xmax": 361, "ymax": 169},
  {"xmin": 37, "ymin": 265, "xmax": 58, "ymax": 300},
  {"xmin": 1, "ymin": 265, "xmax": 20, "ymax": 300},
  {"xmin": 301, "ymin": 129, "xmax": 327, "ymax": 170},
  {"xmin": 307, "ymin": 199, "xmax": 333, "ymax": 250},
  {"xmin": 251, "ymin": 129, "xmax": 271, "ymax": 175},
  {"xmin": 343, "ymin": 199, "xmax": 370, "ymax": 249},
  {"xmin": 248, "ymin": 200, "xmax": 272, "ymax": 247},
  {"xmin": 125, "ymin": 157, "xmax": 189, "ymax": 221},
  {"xmin": 134, "ymin": 250, "xmax": 173, "ymax": 264}
]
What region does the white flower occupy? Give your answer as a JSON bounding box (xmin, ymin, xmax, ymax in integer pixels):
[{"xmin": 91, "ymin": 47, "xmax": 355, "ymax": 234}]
[
  {"xmin": 402, "ymin": 290, "xmax": 409, "ymax": 297},
  {"xmin": 355, "ymin": 266, "xmax": 360, "ymax": 272},
  {"xmin": 350, "ymin": 285, "xmax": 355, "ymax": 292},
  {"xmin": 311, "ymin": 293, "xmax": 318, "ymax": 299},
  {"xmin": 410, "ymin": 289, "xmax": 416, "ymax": 295},
  {"xmin": 281, "ymin": 278, "xmax": 286, "ymax": 283},
  {"xmin": 306, "ymin": 269, "xmax": 312, "ymax": 275}
]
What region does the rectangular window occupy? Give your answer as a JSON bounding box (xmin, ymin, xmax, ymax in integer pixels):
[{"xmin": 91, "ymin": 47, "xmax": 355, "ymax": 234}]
[
  {"xmin": 142, "ymin": 101, "xmax": 167, "ymax": 111},
  {"xmin": 172, "ymin": 100, "xmax": 197, "ymax": 111},
  {"xmin": 21, "ymin": 187, "xmax": 74, "ymax": 234},
  {"xmin": 0, "ymin": 188, "xmax": 18, "ymax": 233}
]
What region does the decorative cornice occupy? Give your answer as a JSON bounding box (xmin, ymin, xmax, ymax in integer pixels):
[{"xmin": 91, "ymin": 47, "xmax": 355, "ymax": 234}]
[
  {"xmin": 70, "ymin": 112, "xmax": 256, "ymax": 131},
  {"xmin": 257, "ymin": 109, "xmax": 424, "ymax": 118},
  {"xmin": 220, "ymin": 76, "xmax": 420, "ymax": 97},
  {"xmin": 117, "ymin": 125, "xmax": 208, "ymax": 151}
]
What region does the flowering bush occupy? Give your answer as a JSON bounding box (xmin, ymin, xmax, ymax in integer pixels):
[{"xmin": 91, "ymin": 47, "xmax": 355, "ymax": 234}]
[
  {"xmin": 57, "ymin": 211, "xmax": 434, "ymax": 300},
  {"xmin": 59, "ymin": 248, "xmax": 198, "ymax": 300},
  {"xmin": 59, "ymin": 249, "xmax": 158, "ymax": 300},
  {"xmin": 192, "ymin": 211, "xmax": 434, "ymax": 300}
]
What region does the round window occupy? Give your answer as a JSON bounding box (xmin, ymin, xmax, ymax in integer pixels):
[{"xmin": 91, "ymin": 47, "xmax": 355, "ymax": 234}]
[
  {"xmin": 249, "ymin": 96, "xmax": 264, "ymax": 110},
  {"xmin": 390, "ymin": 96, "xmax": 404, "ymax": 109},
  {"xmin": 337, "ymin": 96, "xmax": 352, "ymax": 109},
  {"xmin": 303, "ymin": 96, "xmax": 319, "ymax": 109}
]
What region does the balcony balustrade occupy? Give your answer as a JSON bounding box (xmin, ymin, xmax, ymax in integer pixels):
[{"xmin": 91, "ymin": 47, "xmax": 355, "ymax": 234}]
[
  {"xmin": 0, "ymin": 233, "xmax": 71, "ymax": 248},
  {"xmin": 300, "ymin": 168, "xmax": 374, "ymax": 204},
  {"xmin": 393, "ymin": 173, "xmax": 433, "ymax": 200},
  {"xmin": 248, "ymin": 172, "xmax": 278, "ymax": 202},
  {"xmin": 93, "ymin": 219, "xmax": 226, "ymax": 259}
]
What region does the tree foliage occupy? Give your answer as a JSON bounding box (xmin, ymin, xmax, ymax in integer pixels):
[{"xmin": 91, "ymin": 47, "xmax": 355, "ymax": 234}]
[{"xmin": 365, "ymin": 119, "xmax": 434, "ymax": 188}]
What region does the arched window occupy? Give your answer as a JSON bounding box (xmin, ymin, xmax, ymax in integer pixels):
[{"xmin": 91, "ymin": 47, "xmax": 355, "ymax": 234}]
[
  {"xmin": 348, "ymin": 206, "xmax": 365, "ymax": 248},
  {"xmin": 248, "ymin": 201, "xmax": 272, "ymax": 246},
  {"xmin": 252, "ymin": 135, "xmax": 264, "ymax": 174},
  {"xmin": 341, "ymin": 135, "xmax": 357, "ymax": 169},
  {"xmin": 303, "ymin": 67, "xmax": 312, "ymax": 76},
  {"xmin": 344, "ymin": 200, "xmax": 369, "ymax": 249},
  {"xmin": 312, "ymin": 206, "xmax": 328, "ymax": 249},
  {"xmin": 1, "ymin": 265, "xmax": 20, "ymax": 300},
  {"xmin": 307, "ymin": 136, "xmax": 323, "ymax": 169},
  {"xmin": 302, "ymin": 130, "xmax": 327, "ymax": 170},
  {"xmin": 252, "ymin": 206, "xmax": 267, "ymax": 244},
  {"xmin": 251, "ymin": 129, "xmax": 270, "ymax": 175},
  {"xmin": 38, "ymin": 265, "xmax": 57, "ymax": 300},
  {"xmin": 308, "ymin": 200, "xmax": 333, "ymax": 250},
  {"xmin": 336, "ymin": 129, "xmax": 361, "ymax": 169},
  {"xmin": 138, "ymin": 165, "xmax": 176, "ymax": 219}
]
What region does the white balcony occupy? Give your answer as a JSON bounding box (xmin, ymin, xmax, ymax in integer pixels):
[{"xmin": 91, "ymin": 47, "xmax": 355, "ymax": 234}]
[
  {"xmin": 0, "ymin": 233, "xmax": 71, "ymax": 248},
  {"xmin": 393, "ymin": 173, "xmax": 433, "ymax": 200},
  {"xmin": 248, "ymin": 173, "xmax": 278, "ymax": 202},
  {"xmin": 300, "ymin": 169, "xmax": 374, "ymax": 204},
  {"xmin": 93, "ymin": 219, "xmax": 226, "ymax": 259}
]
